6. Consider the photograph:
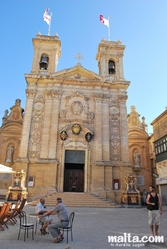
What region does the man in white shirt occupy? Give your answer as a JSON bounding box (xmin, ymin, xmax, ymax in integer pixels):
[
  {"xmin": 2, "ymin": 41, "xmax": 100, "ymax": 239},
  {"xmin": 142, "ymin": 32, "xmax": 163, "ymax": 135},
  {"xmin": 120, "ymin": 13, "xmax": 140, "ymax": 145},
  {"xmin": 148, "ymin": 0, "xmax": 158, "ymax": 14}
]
[
  {"xmin": 36, "ymin": 197, "xmax": 52, "ymax": 235},
  {"xmin": 42, "ymin": 197, "xmax": 68, "ymax": 243}
]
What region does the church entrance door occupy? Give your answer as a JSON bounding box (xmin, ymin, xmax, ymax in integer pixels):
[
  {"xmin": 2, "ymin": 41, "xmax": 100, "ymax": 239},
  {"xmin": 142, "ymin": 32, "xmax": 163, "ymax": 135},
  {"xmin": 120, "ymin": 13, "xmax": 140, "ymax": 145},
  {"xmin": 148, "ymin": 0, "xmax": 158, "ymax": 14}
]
[{"xmin": 64, "ymin": 150, "xmax": 85, "ymax": 192}]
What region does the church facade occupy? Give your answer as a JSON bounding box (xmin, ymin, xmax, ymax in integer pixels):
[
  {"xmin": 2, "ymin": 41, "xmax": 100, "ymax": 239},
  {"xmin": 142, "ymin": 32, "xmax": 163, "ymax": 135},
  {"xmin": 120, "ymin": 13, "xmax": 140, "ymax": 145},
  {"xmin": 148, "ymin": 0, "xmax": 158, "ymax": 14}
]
[{"xmin": 0, "ymin": 34, "xmax": 152, "ymax": 203}]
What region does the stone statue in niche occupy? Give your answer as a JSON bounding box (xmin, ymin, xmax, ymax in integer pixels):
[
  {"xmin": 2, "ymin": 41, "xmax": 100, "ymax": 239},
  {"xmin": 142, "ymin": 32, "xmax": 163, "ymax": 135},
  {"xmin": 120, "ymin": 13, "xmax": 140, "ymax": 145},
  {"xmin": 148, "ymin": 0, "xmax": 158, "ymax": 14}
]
[
  {"xmin": 133, "ymin": 152, "xmax": 140, "ymax": 167},
  {"xmin": 6, "ymin": 145, "xmax": 14, "ymax": 163}
]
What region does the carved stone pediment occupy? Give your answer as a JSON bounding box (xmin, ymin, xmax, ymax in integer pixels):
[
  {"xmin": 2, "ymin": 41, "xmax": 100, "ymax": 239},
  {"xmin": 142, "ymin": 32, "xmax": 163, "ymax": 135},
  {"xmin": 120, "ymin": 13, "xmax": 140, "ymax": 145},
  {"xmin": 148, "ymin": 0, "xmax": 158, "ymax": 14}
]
[{"xmin": 53, "ymin": 64, "xmax": 102, "ymax": 81}]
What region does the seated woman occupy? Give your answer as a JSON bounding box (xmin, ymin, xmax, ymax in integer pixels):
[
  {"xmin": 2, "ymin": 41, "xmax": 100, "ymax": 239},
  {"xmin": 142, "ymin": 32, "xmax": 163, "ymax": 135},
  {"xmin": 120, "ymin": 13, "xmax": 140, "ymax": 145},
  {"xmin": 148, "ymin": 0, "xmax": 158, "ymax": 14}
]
[{"xmin": 36, "ymin": 197, "xmax": 52, "ymax": 235}]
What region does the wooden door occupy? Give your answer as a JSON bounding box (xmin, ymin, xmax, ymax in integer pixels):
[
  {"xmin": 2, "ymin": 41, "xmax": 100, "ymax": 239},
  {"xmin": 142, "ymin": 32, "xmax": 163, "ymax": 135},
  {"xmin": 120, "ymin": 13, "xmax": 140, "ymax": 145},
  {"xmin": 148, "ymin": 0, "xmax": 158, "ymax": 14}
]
[{"xmin": 64, "ymin": 169, "xmax": 84, "ymax": 192}]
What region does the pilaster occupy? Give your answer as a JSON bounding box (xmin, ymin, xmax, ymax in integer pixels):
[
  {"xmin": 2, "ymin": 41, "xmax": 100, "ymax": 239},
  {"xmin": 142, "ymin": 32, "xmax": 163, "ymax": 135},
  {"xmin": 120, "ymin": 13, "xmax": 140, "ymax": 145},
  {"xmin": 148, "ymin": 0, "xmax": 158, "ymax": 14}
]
[
  {"xmin": 119, "ymin": 95, "xmax": 129, "ymax": 162},
  {"xmin": 18, "ymin": 90, "xmax": 35, "ymax": 159},
  {"xmin": 40, "ymin": 91, "xmax": 53, "ymax": 158},
  {"xmin": 48, "ymin": 91, "xmax": 61, "ymax": 159},
  {"xmin": 94, "ymin": 93, "xmax": 103, "ymax": 161},
  {"xmin": 102, "ymin": 95, "xmax": 110, "ymax": 161}
]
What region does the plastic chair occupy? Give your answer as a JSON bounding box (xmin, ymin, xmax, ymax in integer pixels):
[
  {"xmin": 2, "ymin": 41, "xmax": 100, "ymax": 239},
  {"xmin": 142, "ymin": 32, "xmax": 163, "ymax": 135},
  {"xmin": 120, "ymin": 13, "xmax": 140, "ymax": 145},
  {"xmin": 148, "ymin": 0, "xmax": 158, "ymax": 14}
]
[
  {"xmin": 60, "ymin": 212, "xmax": 75, "ymax": 244},
  {"xmin": 18, "ymin": 211, "xmax": 34, "ymax": 241}
]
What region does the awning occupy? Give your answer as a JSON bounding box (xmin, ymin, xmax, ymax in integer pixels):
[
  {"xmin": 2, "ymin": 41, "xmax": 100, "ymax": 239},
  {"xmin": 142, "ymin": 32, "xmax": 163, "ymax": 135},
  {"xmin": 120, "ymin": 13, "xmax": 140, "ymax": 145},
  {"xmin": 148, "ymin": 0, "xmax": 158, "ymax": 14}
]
[
  {"xmin": 0, "ymin": 164, "xmax": 15, "ymax": 174},
  {"xmin": 156, "ymin": 177, "xmax": 167, "ymax": 185}
]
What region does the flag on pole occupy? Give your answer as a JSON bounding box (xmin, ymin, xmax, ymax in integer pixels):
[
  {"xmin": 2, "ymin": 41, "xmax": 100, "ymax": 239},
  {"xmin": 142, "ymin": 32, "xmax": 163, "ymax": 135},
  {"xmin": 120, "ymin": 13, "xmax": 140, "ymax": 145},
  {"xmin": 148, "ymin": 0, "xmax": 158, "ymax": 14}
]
[
  {"xmin": 99, "ymin": 14, "xmax": 109, "ymax": 27},
  {"xmin": 43, "ymin": 8, "xmax": 51, "ymax": 25}
]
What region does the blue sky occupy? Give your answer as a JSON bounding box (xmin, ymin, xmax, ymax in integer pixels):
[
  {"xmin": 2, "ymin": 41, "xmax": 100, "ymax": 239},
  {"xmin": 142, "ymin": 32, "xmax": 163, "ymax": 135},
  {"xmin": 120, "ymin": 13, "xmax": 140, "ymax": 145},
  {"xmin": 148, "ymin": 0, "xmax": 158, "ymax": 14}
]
[{"xmin": 1, "ymin": 1, "xmax": 167, "ymax": 134}]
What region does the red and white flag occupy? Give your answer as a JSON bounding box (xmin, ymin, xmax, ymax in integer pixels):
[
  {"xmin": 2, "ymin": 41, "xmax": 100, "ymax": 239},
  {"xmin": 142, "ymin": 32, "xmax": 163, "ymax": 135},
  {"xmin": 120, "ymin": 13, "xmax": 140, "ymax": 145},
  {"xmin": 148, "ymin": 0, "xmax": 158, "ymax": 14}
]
[
  {"xmin": 43, "ymin": 8, "xmax": 51, "ymax": 25},
  {"xmin": 100, "ymin": 15, "xmax": 109, "ymax": 27}
]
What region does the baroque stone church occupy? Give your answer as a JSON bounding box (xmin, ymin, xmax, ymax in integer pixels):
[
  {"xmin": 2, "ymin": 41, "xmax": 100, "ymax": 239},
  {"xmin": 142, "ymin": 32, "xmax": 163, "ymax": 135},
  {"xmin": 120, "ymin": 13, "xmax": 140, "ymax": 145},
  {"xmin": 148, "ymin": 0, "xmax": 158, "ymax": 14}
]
[{"xmin": 0, "ymin": 33, "xmax": 152, "ymax": 203}]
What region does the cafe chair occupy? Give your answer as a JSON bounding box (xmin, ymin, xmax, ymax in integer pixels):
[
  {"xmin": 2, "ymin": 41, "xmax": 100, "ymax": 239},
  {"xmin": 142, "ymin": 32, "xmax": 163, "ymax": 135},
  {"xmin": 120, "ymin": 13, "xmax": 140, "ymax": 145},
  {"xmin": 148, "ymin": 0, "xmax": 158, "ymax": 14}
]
[
  {"xmin": 2, "ymin": 200, "xmax": 20, "ymax": 228},
  {"xmin": 59, "ymin": 212, "xmax": 75, "ymax": 244},
  {"xmin": 0, "ymin": 203, "xmax": 7, "ymax": 231},
  {"xmin": 18, "ymin": 211, "xmax": 34, "ymax": 242},
  {"xmin": 13, "ymin": 198, "xmax": 27, "ymax": 220},
  {"xmin": 0, "ymin": 202, "xmax": 12, "ymax": 229}
]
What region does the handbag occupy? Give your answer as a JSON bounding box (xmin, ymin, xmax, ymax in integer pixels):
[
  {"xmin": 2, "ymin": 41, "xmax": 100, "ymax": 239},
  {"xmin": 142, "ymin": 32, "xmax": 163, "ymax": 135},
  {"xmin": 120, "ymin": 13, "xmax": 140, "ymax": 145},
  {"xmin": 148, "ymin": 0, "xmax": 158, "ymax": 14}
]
[{"xmin": 147, "ymin": 204, "xmax": 154, "ymax": 211}]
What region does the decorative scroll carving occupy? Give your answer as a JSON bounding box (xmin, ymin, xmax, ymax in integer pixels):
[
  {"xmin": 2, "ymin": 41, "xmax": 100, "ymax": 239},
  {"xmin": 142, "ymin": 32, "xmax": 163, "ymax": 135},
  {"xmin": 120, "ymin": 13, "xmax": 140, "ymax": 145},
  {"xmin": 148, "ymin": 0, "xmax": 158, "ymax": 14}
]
[
  {"xmin": 110, "ymin": 132, "xmax": 121, "ymax": 161},
  {"xmin": 111, "ymin": 154, "xmax": 120, "ymax": 161},
  {"xmin": 28, "ymin": 95, "xmax": 44, "ymax": 158},
  {"xmin": 45, "ymin": 90, "xmax": 53, "ymax": 98},
  {"xmin": 60, "ymin": 91, "xmax": 94, "ymax": 123},
  {"xmin": 35, "ymin": 95, "xmax": 45, "ymax": 104},
  {"xmin": 94, "ymin": 93, "xmax": 103, "ymax": 101},
  {"xmin": 87, "ymin": 112, "xmax": 95, "ymax": 120},
  {"xmin": 45, "ymin": 90, "xmax": 61, "ymax": 99},
  {"xmin": 111, "ymin": 133, "xmax": 120, "ymax": 147},
  {"xmin": 71, "ymin": 101, "xmax": 83, "ymax": 115},
  {"xmin": 60, "ymin": 110, "xmax": 68, "ymax": 119},
  {"xmin": 119, "ymin": 95, "xmax": 128, "ymax": 103},
  {"xmin": 26, "ymin": 89, "xmax": 36, "ymax": 98},
  {"xmin": 52, "ymin": 90, "xmax": 61, "ymax": 99},
  {"xmin": 110, "ymin": 106, "xmax": 120, "ymax": 126},
  {"xmin": 109, "ymin": 104, "xmax": 120, "ymax": 160}
]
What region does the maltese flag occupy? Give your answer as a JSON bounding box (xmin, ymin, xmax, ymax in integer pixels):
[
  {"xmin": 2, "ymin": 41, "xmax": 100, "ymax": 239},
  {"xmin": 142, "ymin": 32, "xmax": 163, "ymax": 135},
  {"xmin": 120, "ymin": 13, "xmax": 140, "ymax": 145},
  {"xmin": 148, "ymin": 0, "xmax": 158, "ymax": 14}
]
[
  {"xmin": 43, "ymin": 8, "xmax": 51, "ymax": 25},
  {"xmin": 100, "ymin": 15, "xmax": 109, "ymax": 27}
]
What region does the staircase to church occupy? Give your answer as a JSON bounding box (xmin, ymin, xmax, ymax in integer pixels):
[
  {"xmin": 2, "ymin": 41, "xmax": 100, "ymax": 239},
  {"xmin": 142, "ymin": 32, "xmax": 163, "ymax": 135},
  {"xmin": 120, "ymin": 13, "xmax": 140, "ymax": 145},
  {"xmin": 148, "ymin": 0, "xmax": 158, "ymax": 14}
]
[{"xmin": 28, "ymin": 192, "xmax": 121, "ymax": 208}]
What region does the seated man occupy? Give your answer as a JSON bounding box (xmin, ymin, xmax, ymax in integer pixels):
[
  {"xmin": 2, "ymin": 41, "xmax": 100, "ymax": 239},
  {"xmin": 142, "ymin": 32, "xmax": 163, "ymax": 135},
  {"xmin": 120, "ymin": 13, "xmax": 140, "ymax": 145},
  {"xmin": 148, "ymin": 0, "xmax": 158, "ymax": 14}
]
[
  {"xmin": 41, "ymin": 197, "xmax": 69, "ymax": 243},
  {"xmin": 36, "ymin": 197, "xmax": 52, "ymax": 235}
]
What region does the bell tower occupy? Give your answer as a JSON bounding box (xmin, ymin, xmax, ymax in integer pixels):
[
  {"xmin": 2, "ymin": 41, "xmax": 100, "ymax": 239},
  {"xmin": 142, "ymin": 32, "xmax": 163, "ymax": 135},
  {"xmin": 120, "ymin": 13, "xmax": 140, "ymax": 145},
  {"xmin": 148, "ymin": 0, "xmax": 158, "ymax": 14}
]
[
  {"xmin": 31, "ymin": 33, "xmax": 61, "ymax": 74},
  {"xmin": 96, "ymin": 39, "xmax": 125, "ymax": 80}
]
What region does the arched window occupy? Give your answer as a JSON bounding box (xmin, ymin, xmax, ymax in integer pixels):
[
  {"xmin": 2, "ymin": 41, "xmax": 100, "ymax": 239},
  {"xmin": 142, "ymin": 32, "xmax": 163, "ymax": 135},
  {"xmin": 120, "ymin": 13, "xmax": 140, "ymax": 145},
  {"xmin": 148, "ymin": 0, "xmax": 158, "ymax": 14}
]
[
  {"xmin": 39, "ymin": 54, "xmax": 49, "ymax": 70},
  {"xmin": 108, "ymin": 60, "xmax": 115, "ymax": 75}
]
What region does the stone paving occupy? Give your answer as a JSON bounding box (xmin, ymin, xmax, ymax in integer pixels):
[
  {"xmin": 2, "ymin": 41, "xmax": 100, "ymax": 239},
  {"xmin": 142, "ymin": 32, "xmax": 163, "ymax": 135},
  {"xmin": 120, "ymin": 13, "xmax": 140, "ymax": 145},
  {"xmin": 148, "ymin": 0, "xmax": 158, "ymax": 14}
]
[{"xmin": 0, "ymin": 203, "xmax": 167, "ymax": 249}]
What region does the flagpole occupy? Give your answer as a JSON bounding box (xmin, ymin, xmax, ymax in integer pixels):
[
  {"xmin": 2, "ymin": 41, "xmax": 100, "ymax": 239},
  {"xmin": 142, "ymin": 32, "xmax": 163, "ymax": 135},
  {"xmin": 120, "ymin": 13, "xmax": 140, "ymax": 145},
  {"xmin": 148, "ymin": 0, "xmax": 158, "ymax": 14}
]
[
  {"xmin": 48, "ymin": 12, "xmax": 52, "ymax": 36},
  {"xmin": 108, "ymin": 16, "xmax": 110, "ymax": 41}
]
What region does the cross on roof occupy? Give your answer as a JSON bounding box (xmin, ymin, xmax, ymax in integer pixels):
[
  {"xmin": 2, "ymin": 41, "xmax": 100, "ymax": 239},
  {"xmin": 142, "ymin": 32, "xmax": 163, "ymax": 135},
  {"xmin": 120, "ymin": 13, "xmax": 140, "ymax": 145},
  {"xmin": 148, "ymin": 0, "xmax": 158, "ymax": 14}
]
[{"xmin": 75, "ymin": 52, "xmax": 83, "ymax": 65}]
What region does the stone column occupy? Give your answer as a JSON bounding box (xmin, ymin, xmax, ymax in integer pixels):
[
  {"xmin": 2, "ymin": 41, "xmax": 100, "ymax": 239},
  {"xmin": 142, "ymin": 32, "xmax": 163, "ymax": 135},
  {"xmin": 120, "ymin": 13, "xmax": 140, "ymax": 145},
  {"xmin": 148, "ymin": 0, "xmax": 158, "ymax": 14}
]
[
  {"xmin": 48, "ymin": 91, "xmax": 61, "ymax": 159},
  {"xmin": 18, "ymin": 89, "xmax": 35, "ymax": 159},
  {"xmin": 102, "ymin": 95, "xmax": 110, "ymax": 161},
  {"xmin": 86, "ymin": 148, "xmax": 91, "ymax": 192},
  {"xmin": 40, "ymin": 91, "xmax": 52, "ymax": 158},
  {"xmin": 119, "ymin": 95, "xmax": 129, "ymax": 162},
  {"xmin": 94, "ymin": 93, "xmax": 103, "ymax": 161}
]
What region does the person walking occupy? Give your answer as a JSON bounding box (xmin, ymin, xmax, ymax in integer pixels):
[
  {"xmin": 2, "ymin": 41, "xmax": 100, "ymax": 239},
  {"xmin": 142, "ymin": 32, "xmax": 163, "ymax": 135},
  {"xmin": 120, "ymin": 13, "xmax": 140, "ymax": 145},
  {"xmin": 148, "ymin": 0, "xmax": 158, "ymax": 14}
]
[
  {"xmin": 146, "ymin": 185, "xmax": 162, "ymax": 236},
  {"xmin": 41, "ymin": 197, "xmax": 69, "ymax": 243}
]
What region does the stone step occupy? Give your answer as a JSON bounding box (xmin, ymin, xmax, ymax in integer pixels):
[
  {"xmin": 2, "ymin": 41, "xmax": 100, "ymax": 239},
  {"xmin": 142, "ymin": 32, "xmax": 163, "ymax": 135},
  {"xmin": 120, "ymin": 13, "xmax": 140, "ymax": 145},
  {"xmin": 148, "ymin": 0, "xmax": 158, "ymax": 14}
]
[{"xmin": 28, "ymin": 192, "xmax": 120, "ymax": 208}]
